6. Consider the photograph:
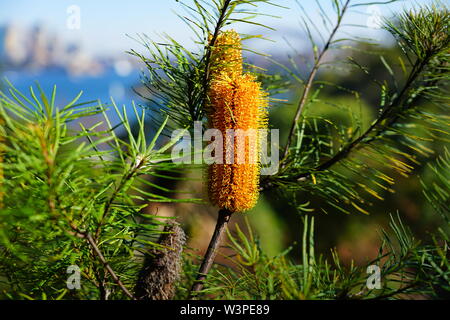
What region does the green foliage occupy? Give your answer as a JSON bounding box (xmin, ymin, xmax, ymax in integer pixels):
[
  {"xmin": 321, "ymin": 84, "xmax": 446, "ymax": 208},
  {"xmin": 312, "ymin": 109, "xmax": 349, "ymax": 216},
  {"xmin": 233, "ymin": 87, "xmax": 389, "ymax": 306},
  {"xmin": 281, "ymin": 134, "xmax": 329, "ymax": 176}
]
[
  {"xmin": 193, "ymin": 212, "xmax": 449, "ymax": 300},
  {"xmin": 261, "ymin": 1, "xmax": 450, "ymax": 216},
  {"xmin": 192, "ymin": 131, "xmax": 450, "ymax": 300},
  {"xmin": 129, "ymin": 0, "xmax": 282, "ymax": 130},
  {"xmin": 0, "ymin": 0, "xmax": 449, "ymax": 301},
  {"xmin": 0, "ymin": 83, "xmax": 198, "ymax": 299},
  {"xmin": 421, "ymin": 147, "xmax": 450, "ymax": 226}
]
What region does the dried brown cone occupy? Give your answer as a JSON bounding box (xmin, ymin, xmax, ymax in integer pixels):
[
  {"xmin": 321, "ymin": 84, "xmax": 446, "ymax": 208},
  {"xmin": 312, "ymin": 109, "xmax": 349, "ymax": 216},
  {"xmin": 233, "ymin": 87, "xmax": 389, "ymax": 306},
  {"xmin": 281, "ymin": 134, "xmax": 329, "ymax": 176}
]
[{"xmin": 135, "ymin": 220, "xmax": 186, "ymax": 300}]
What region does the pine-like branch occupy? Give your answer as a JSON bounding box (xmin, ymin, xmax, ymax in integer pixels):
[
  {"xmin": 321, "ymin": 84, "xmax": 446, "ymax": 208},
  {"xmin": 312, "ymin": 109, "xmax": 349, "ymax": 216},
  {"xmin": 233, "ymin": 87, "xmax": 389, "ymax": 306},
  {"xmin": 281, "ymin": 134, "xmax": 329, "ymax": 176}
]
[{"xmin": 281, "ymin": 0, "xmax": 351, "ymax": 165}]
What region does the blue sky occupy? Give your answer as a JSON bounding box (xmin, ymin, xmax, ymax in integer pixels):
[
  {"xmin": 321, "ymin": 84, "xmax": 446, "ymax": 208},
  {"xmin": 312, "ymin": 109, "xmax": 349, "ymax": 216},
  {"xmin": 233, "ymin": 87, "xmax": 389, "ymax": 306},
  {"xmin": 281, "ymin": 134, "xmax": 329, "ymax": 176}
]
[{"xmin": 0, "ymin": 0, "xmax": 444, "ymax": 57}]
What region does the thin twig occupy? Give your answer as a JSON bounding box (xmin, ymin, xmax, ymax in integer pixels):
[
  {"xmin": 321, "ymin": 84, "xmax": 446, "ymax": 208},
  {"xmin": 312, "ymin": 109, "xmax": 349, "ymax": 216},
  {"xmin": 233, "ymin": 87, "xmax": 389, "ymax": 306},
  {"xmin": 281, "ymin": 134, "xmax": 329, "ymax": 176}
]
[
  {"xmin": 281, "ymin": 0, "xmax": 351, "ymax": 165},
  {"xmin": 371, "ymin": 283, "xmax": 416, "ymax": 300},
  {"xmin": 70, "ymin": 224, "xmax": 136, "ymax": 300},
  {"xmin": 189, "ymin": 209, "xmax": 233, "ymax": 298},
  {"xmin": 85, "ymin": 233, "xmax": 136, "ymax": 300},
  {"xmin": 261, "ymin": 53, "xmax": 432, "ymax": 191},
  {"xmin": 94, "ymin": 158, "xmax": 145, "ymax": 240}
]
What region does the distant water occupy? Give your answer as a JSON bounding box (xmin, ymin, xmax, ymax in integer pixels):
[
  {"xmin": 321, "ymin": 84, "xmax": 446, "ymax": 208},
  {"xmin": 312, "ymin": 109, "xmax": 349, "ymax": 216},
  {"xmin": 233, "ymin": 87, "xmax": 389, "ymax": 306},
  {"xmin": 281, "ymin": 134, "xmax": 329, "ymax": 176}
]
[{"xmin": 1, "ymin": 68, "xmax": 148, "ymax": 125}]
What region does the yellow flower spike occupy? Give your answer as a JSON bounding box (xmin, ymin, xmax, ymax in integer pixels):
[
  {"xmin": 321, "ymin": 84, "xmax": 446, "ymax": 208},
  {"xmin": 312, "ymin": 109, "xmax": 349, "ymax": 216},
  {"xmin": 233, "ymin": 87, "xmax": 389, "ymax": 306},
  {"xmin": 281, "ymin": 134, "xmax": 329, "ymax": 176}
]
[
  {"xmin": 209, "ymin": 30, "xmax": 243, "ymax": 77},
  {"xmin": 192, "ymin": 29, "xmax": 268, "ymax": 296},
  {"xmin": 207, "ymin": 73, "xmax": 268, "ymax": 213}
]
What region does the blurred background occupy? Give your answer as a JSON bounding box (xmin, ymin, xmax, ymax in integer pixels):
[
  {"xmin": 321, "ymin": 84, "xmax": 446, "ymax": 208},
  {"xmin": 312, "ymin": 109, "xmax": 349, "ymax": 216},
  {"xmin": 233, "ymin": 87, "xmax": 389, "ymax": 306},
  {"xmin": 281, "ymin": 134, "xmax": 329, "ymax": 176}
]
[{"xmin": 0, "ymin": 0, "xmax": 446, "ymax": 266}]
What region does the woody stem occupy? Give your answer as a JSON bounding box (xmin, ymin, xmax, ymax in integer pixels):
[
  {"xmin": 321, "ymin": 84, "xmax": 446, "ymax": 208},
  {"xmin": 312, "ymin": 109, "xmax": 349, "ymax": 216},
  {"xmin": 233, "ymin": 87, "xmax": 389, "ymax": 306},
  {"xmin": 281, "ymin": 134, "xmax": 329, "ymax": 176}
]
[{"xmin": 189, "ymin": 209, "xmax": 233, "ymax": 298}]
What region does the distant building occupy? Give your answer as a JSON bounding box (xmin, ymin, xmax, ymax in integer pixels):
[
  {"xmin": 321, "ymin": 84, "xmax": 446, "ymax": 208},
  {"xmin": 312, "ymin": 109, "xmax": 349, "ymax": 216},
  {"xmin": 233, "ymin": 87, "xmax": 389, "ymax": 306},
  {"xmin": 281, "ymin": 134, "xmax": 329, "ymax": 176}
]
[
  {"xmin": 0, "ymin": 26, "xmax": 5, "ymax": 60},
  {"xmin": 0, "ymin": 22, "xmax": 106, "ymax": 76},
  {"xmin": 1, "ymin": 23, "xmax": 29, "ymax": 67},
  {"xmin": 29, "ymin": 24, "xmax": 50, "ymax": 69}
]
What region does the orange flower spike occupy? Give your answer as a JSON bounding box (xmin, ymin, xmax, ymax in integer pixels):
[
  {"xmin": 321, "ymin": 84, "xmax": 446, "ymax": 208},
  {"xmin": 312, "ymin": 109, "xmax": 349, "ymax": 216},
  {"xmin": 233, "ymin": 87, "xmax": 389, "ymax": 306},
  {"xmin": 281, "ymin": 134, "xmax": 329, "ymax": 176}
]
[
  {"xmin": 193, "ymin": 30, "xmax": 268, "ymax": 295},
  {"xmin": 208, "ymin": 73, "xmax": 268, "ymax": 213},
  {"xmin": 209, "ymin": 30, "xmax": 243, "ymax": 77}
]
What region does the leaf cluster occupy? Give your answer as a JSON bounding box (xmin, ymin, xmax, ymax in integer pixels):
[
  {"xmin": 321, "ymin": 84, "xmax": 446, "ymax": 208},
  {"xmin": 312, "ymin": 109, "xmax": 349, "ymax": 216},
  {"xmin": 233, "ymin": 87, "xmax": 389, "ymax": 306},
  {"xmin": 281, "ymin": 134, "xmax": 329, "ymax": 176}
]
[{"xmin": 0, "ymin": 83, "xmax": 197, "ymax": 299}]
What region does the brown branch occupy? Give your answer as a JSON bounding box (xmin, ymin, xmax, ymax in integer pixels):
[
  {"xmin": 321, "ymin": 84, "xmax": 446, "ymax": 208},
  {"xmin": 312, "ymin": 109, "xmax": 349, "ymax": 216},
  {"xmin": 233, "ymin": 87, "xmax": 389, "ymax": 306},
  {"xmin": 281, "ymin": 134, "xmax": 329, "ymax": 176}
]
[
  {"xmin": 85, "ymin": 233, "xmax": 136, "ymax": 300},
  {"xmin": 281, "ymin": 0, "xmax": 351, "ymax": 166},
  {"xmin": 371, "ymin": 283, "xmax": 417, "ymax": 300},
  {"xmin": 94, "ymin": 158, "xmax": 145, "ymax": 240},
  {"xmin": 70, "ymin": 223, "xmax": 136, "ymax": 300},
  {"xmin": 261, "ymin": 51, "xmax": 433, "ymax": 192},
  {"xmin": 189, "ymin": 209, "xmax": 233, "ymax": 299}
]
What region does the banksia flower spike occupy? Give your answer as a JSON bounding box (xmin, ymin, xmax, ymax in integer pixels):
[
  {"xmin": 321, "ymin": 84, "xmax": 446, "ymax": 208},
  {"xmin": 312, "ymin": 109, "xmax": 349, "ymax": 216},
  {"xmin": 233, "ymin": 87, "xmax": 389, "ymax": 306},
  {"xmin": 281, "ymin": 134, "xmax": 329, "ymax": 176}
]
[
  {"xmin": 207, "ymin": 73, "xmax": 267, "ymax": 212},
  {"xmin": 207, "ymin": 30, "xmax": 267, "ymax": 213},
  {"xmin": 209, "ymin": 30, "xmax": 243, "ymax": 77},
  {"xmin": 191, "ymin": 30, "xmax": 268, "ymax": 297}
]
